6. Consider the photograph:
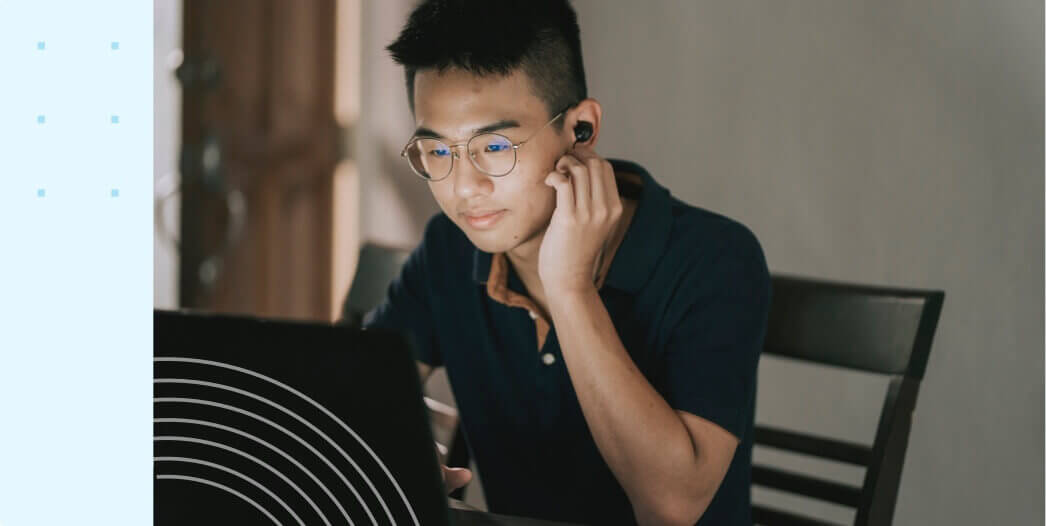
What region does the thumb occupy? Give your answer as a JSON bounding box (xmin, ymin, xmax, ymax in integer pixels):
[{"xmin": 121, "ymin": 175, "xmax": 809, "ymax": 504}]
[
  {"xmin": 441, "ymin": 465, "xmax": 473, "ymax": 493},
  {"xmin": 544, "ymin": 171, "xmax": 574, "ymax": 214}
]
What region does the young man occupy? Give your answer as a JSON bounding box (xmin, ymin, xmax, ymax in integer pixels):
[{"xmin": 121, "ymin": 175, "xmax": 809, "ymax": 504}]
[{"xmin": 360, "ymin": 1, "xmax": 771, "ymax": 524}]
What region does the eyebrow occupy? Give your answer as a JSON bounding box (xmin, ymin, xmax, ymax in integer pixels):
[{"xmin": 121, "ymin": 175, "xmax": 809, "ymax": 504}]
[{"xmin": 413, "ymin": 119, "xmax": 521, "ymax": 141}]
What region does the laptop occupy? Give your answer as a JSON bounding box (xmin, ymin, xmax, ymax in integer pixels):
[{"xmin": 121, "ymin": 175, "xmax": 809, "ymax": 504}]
[{"xmin": 153, "ymin": 308, "xmax": 452, "ymax": 526}]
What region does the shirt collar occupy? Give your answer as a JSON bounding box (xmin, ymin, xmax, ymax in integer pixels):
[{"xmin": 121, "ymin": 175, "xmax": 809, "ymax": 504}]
[{"xmin": 471, "ymin": 158, "xmax": 673, "ymax": 294}]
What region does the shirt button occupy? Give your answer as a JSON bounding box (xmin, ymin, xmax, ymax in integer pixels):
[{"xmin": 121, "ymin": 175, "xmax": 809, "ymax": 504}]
[
  {"xmin": 528, "ymin": 310, "xmax": 537, "ymax": 320},
  {"xmin": 542, "ymin": 353, "xmax": 556, "ymax": 365}
]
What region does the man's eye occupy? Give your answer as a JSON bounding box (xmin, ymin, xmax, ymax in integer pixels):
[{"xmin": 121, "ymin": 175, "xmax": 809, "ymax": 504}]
[
  {"xmin": 428, "ymin": 148, "xmax": 450, "ymax": 157},
  {"xmin": 485, "ymin": 143, "xmax": 508, "ymax": 153}
]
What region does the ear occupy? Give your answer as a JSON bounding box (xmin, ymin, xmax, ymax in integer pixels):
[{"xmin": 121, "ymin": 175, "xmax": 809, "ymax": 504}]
[{"xmin": 564, "ymin": 98, "xmax": 604, "ymax": 148}]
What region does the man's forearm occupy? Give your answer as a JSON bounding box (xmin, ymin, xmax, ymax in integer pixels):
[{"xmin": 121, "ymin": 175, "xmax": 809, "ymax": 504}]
[{"xmin": 547, "ymin": 287, "xmax": 712, "ymax": 525}]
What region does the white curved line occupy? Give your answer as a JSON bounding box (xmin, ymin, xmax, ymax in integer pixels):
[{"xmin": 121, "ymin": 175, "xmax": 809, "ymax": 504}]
[
  {"xmin": 155, "ymin": 382, "xmax": 384, "ymax": 526},
  {"xmin": 156, "ymin": 357, "xmax": 419, "ymax": 526},
  {"xmin": 156, "ymin": 417, "xmax": 354, "ymax": 526},
  {"xmin": 156, "ymin": 473, "xmax": 284, "ymax": 526},
  {"xmin": 156, "ymin": 437, "xmax": 332, "ymax": 526},
  {"xmin": 155, "ymin": 457, "xmax": 303, "ymax": 525}
]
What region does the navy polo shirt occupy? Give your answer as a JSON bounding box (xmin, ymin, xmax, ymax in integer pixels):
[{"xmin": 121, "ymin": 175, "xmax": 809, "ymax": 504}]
[{"xmin": 362, "ymin": 159, "xmax": 771, "ymax": 525}]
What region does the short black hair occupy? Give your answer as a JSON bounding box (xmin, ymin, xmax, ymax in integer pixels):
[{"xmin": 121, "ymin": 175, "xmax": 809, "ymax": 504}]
[{"xmin": 386, "ymin": 0, "xmax": 587, "ymax": 129}]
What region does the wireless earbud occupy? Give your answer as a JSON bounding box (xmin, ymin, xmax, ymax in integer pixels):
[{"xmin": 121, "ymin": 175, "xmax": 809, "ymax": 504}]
[{"xmin": 573, "ymin": 121, "xmax": 594, "ymax": 145}]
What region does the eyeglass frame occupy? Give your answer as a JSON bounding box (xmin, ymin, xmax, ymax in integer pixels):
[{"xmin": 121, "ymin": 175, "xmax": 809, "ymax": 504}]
[{"xmin": 399, "ymin": 108, "xmax": 569, "ymax": 182}]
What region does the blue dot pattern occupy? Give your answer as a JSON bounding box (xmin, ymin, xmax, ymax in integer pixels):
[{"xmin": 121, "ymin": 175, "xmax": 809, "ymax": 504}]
[
  {"xmin": 25, "ymin": 40, "xmax": 132, "ymax": 199},
  {"xmin": 4, "ymin": 3, "xmax": 153, "ymax": 523}
]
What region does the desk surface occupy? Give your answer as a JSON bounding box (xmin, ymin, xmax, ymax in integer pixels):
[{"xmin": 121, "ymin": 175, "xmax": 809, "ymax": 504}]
[{"xmin": 448, "ymin": 498, "xmax": 581, "ymax": 526}]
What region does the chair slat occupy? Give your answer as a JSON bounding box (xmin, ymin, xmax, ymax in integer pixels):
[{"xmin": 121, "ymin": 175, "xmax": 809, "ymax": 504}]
[
  {"xmin": 752, "ymin": 504, "xmax": 844, "ymax": 526},
  {"xmin": 752, "ymin": 465, "xmax": 862, "ymax": 507},
  {"xmin": 755, "ymin": 425, "xmax": 872, "ymax": 466}
]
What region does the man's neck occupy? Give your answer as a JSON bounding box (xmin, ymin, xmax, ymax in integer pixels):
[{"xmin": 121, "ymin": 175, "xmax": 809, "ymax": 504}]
[{"xmin": 505, "ymin": 232, "xmax": 547, "ymax": 313}]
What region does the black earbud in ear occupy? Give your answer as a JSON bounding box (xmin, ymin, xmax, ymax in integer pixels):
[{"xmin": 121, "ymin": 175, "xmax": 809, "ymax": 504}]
[{"xmin": 573, "ymin": 121, "xmax": 594, "ymax": 145}]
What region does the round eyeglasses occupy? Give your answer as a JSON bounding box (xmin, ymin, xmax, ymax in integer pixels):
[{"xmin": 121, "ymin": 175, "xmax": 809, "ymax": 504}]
[{"xmin": 400, "ymin": 111, "xmax": 565, "ymax": 181}]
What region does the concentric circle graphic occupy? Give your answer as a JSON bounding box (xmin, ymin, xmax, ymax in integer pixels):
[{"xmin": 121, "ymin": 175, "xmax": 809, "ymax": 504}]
[
  {"xmin": 156, "ymin": 474, "xmax": 283, "ymax": 525},
  {"xmin": 153, "ymin": 357, "xmax": 422, "ymax": 526}
]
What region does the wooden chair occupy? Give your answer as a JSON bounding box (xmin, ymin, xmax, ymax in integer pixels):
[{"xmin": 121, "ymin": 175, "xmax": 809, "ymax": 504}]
[{"xmin": 752, "ymin": 275, "xmax": 945, "ymax": 526}]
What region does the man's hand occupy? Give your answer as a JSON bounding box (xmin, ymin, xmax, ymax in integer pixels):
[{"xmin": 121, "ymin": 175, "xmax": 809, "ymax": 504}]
[
  {"xmin": 441, "ymin": 465, "xmax": 472, "ymax": 494},
  {"xmin": 539, "ymin": 144, "xmax": 624, "ymax": 294}
]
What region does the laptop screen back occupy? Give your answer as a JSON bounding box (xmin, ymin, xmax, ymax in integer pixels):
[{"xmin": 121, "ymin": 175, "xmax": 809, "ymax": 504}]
[{"xmin": 153, "ymin": 309, "xmax": 450, "ymax": 526}]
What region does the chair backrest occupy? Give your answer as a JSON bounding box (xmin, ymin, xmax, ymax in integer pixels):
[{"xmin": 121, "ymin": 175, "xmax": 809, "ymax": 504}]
[
  {"xmin": 338, "ymin": 242, "xmax": 411, "ymax": 327},
  {"xmin": 752, "ymin": 274, "xmax": 945, "ymax": 526}
]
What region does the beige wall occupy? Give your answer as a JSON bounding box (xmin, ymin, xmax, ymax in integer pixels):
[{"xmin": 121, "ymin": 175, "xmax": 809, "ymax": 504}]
[
  {"xmin": 357, "ymin": 1, "xmax": 1044, "ymax": 522},
  {"xmin": 357, "ymin": 0, "xmax": 442, "ymax": 248}
]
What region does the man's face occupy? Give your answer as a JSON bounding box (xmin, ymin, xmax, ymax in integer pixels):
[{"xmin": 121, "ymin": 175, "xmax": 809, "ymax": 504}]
[{"xmin": 411, "ymin": 67, "xmax": 567, "ymax": 254}]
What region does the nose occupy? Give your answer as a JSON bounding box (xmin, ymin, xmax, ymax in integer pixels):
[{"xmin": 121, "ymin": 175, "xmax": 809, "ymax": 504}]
[{"xmin": 450, "ymin": 147, "xmax": 493, "ymax": 199}]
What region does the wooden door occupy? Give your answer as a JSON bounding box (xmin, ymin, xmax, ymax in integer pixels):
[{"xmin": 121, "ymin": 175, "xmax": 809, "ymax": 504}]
[{"xmin": 177, "ymin": 0, "xmax": 340, "ymax": 321}]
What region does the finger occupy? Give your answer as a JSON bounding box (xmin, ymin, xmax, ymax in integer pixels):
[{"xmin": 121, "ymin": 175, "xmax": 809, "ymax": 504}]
[
  {"xmin": 602, "ymin": 160, "xmax": 621, "ymax": 209},
  {"xmin": 573, "ymin": 143, "xmax": 598, "ymax": 162},
  {"xmin": 545, "ymin": 170, "xmax": 575, "ymax": 217},
  {"xmin": 556, "ymin": 155, "xmax": 590, "ymax": 219},
  {"xmin": 588, "ymin": 158, "xmax": 606, "ymax": 220},
  {"xmin": 442, "ymin": 466, "xmax": 473, "ymax": 492},
  {"xmin": 571, "ymin": 148, "xmax": 619, "ymax": 216},
  {"xmin": 555, "ymin": 153, "xmax": 585, "ymax": 177},
  {"xmin": 572, "ymin": 164, "xmax": 591, "ymax": 220}
]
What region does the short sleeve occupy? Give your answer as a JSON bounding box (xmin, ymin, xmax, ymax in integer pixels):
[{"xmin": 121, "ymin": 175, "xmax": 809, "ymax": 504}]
[
  {"xmin": 663, "ymin": 223, "xmax": 771, "ymax": 440},
  {"xmin": 361, "ymin": 219, "xmax": 444, "ymax": 368}
]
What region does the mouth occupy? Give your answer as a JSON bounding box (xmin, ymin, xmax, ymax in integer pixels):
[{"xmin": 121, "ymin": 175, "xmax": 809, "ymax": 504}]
[{"xmin": 462, "ymin": 209, "xmax": 507, "ymax": 229}]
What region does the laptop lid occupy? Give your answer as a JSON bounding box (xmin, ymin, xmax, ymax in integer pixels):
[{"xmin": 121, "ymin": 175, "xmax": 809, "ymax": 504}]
[{"xmin": 153, "ymin": 309, "xmax": 450, "ymax": 526}]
